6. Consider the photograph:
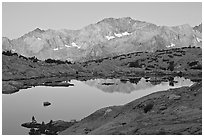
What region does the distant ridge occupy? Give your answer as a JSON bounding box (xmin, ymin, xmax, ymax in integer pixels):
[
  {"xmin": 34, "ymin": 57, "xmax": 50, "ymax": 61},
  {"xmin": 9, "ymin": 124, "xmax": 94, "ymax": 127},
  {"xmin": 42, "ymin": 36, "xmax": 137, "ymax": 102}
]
[{"xmin": 2, "ymin": 17, "xmax": 202, "ymax": 62}]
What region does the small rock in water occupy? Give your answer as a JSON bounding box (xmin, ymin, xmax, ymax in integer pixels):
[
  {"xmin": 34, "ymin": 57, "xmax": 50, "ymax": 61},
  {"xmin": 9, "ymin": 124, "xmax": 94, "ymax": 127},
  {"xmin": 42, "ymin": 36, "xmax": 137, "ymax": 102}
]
[{"xmin": 43, "ymin": 102, "xmax": 51, "ymax": 107}]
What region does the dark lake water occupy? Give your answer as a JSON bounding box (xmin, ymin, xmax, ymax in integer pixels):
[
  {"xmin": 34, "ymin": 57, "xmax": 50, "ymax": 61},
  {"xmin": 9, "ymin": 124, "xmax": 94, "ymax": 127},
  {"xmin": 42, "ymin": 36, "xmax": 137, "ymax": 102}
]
[{"xmin": 2, "ymin": 77, "xmax": 194, "ymax": 135}]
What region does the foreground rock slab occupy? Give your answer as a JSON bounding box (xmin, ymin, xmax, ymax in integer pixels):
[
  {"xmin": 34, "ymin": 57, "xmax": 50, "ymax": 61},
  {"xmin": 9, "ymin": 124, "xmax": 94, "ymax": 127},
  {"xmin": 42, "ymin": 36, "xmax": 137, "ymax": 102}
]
[{"xmin": 60, "ymin": 82, "xmax": 202, "ymax": 135}]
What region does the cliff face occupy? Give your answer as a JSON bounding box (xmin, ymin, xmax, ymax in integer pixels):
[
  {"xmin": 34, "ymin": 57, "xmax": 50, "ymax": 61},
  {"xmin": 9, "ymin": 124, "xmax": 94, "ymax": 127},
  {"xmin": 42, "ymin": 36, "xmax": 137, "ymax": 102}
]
[
  {"xmin": 2, "ymin": 17, "xmax": 202, "ymax": 61},
  {"xmin": 60, "ymin": 82, "xmax": 202, "ymax": 135},
  {"xmin": 193, "ymin": 23, "xmax": 202, "ymax": 33}
]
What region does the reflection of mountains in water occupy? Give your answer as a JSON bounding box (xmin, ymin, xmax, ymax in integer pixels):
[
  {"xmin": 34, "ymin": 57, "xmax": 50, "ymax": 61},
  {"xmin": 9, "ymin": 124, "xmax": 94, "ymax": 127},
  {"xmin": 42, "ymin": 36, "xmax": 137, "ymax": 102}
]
[{"xmin": 84, "ymin": 77, "xmax": 194, "ymax": 94}]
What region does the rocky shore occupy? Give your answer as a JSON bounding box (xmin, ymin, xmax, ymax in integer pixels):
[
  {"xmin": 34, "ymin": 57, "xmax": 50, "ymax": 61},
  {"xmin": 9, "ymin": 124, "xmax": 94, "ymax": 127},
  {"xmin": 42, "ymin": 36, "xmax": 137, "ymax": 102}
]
[{"xmin": 21, "ymin": 119, "xmax": 76, "ymax": 135}]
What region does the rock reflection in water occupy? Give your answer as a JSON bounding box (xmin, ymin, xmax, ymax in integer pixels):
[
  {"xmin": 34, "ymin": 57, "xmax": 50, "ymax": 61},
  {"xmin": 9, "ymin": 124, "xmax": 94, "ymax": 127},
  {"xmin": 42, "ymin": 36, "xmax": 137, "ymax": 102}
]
[{"xmin": 84, "ymin": 77, "xmax": 194, "ymax": 94}]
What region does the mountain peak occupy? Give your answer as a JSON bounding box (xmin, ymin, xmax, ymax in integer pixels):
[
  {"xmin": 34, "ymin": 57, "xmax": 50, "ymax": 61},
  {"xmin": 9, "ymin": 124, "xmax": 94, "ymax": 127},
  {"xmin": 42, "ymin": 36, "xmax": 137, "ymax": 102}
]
[
  {"xmin": 33, "ymin": 28, "xmax": 44, "ymax": 33},
  {"xmin": 119, "ymin": 17, "xmax": 133, "ymax": 21},
  {"xmin": 19, "ymin": 28, "xmax": 45, "ymax": 39},
  {"xmin": 97, "ymin": 17, "xmax": 135, "ymax": 24},
  {"xmin": 97, "ymin": 17, "xmax": 115, "ymax": 24}
]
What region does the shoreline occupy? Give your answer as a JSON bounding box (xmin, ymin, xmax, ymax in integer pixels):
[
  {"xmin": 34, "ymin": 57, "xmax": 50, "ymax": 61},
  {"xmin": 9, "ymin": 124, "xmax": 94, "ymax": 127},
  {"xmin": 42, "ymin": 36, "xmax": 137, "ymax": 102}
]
[
  {"xmin": 3, "ymin": 47, "xmax": 202, "ymax": 94},
  {"xmin": 2, "ymin": 73, "xmax": 201, "ymax": 94},
  {"xmin": 2, "ymin": 47, "xmax": 202, "ymax": 134}
]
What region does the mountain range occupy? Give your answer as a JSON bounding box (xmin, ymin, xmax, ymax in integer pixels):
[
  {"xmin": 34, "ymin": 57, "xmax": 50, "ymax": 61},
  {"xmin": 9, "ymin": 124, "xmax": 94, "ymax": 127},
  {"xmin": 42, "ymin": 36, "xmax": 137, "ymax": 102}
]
[{"xmin": 2, "ymin": 17, "xmax": 202, "ymax": 62}]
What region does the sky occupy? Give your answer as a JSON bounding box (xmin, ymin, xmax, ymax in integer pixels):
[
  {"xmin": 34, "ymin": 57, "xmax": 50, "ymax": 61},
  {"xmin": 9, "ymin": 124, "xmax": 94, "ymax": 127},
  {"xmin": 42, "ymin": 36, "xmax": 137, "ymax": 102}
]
[{"xmin": 2, "ymin": 2, "xmax": 202, "ymax": 39}]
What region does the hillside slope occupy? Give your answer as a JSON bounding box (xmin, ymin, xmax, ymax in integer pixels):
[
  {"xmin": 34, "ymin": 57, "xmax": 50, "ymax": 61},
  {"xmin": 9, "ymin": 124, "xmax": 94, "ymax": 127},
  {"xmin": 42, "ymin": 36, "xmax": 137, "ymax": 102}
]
[{"xmin": 60, "ymin": 82, "xmax": 202, "ymax": 135}]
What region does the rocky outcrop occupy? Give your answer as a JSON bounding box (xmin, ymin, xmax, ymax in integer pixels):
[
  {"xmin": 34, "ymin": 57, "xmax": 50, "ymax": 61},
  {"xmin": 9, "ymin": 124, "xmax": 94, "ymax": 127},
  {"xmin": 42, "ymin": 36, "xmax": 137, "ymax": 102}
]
[
  {"xmin": 193, "ymin": 23, "xmax": 202, "ymax": 33},
  {"xmin": 22, "ymin": 119, "xmax": 76, "ymax": 135}
]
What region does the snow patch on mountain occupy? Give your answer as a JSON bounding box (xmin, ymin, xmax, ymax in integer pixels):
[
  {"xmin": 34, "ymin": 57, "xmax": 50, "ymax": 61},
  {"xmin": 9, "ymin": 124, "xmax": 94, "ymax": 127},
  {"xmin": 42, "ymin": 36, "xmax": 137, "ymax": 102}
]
[
  {"xmin": 114, "ymin": 32, "xmax": 131, "ymax": 37},
  {"xmin": 166, "ymin": 43, "xmax": 175, "ymax": 48},
  {"xmin": 37, "ymin": 37, "xmax": 41, "ymax": 40},
  {"xmin": 72, "ymin": 42, "xmax": 80, "ymax": 48},
  {"xmin": 114, "ymin": 33, "xmax": 123, "ymax": 37},
  {"xmin": 106, "ymin": 32, "xmax": 131, "ymax": 40},
  {"xmin": 122, "ymin": 32, "xmax": 131, "ymax": 36},
  {"xmin": 53, "ymin": 48, "xmax": 59, "ymax": 51},
  {"xmin": 105, "ymin": 36, "xmax": 115, "ymax": 40},
  {"xmin": 65, "ymin": 44, "xmax": 71, "ymax": 48},
  {"xmin": 196, "ymin": 37, "xmax": 202, "ymax": 42}
]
